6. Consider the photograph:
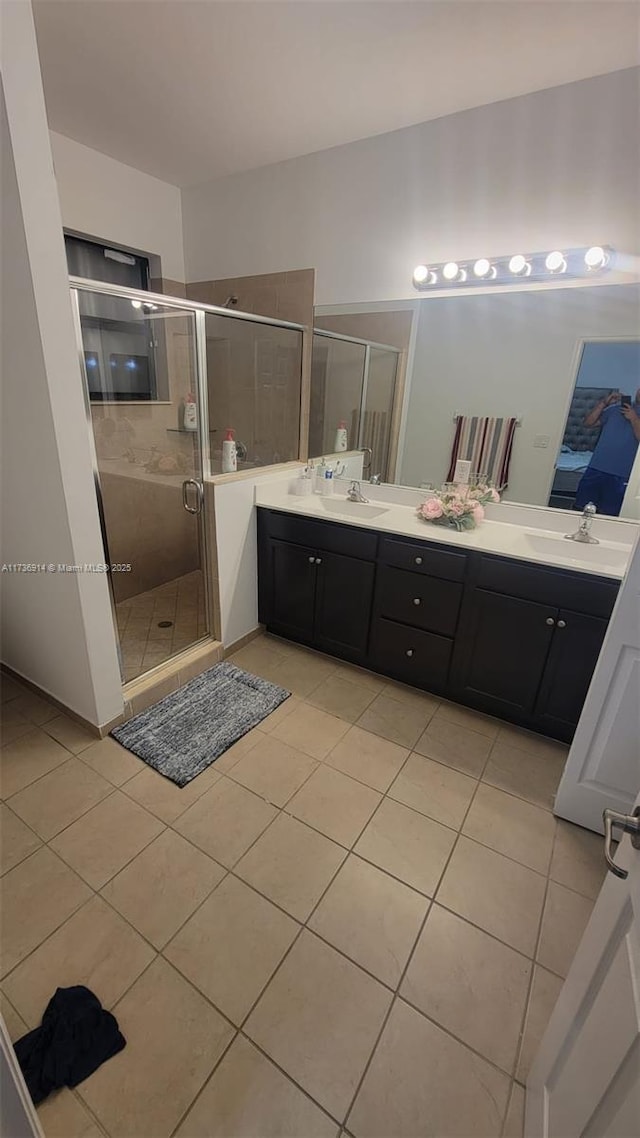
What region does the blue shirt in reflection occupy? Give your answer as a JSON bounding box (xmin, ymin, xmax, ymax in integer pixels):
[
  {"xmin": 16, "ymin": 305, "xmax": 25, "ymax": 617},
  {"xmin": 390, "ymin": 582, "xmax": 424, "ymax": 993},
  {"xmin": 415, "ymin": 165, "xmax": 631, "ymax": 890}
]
[{"xmin": 590, "ymin": 402, "xmax": 640, "ymax": 479}]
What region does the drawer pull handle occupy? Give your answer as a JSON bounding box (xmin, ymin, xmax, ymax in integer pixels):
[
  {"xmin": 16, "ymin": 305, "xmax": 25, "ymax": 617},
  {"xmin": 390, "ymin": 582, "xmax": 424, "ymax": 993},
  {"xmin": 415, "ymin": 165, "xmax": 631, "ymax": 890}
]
[
  {"xmin": 545, "ymin": 617, "xmax": 555, "ymax": 626},
  {"xmin": 414, "ymin": 556, "xmax": 423, "ymax": 565},
  {"xmin": 308, "ymin": 556, "xmax": 315, "ymax": 564},
  {"xmin": 315, "ymin": 558, "xmax": 322, "ymax": 565},
  {"xmin": 406, "ymin": 649, "xmax": 414, "ymax": 658},
  {"xmin": 413, "ymin": 597, "xmax": 421, "ymax": 606},
  {"xmin": 557, "ymin": 619, "xmax": 567, "ymax": 629}
]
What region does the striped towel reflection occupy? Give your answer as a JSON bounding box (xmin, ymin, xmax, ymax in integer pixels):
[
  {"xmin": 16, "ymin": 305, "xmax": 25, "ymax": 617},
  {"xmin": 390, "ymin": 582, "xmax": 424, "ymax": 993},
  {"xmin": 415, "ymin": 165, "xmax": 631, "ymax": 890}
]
[{"xmin": 446, "ymin": 416, "xmax": 518, "ymax": 489}]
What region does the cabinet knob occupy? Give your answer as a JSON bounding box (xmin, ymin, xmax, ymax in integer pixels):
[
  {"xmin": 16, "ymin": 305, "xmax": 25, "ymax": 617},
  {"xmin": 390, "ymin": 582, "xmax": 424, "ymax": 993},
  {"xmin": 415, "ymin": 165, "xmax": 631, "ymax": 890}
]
[
  {"xmin": 414, "ymin": 556, "xmax": 423, "ymax": 565},
  {"xmin": 413, "ymin": 597, "xmax": 421, "ymax": 606},
  {"xmin": 406, "ymin": 648, "xmax": 414, "ymax": 658},
  {"xmin": 308, "ymin": 556, "xmax": 315, "ymax": 564},
  {"xmin": 557, "ymin": 619, "xmax": 567, "ymax": 629},
  {"xmin": 545, "ymin": 617, "xmax": 555, "ymax": 626},
  {"xmin": 315, "ymin": 558, "xmax": 322, "ymax": 565}
]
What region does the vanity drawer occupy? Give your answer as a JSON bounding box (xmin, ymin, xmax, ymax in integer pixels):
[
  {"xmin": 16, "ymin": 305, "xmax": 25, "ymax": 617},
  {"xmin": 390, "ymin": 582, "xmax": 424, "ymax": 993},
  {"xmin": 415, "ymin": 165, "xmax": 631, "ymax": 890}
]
[
  {"xmin": 376, "ymin": 565, "xmax": 462, "ymax": 637},
  {"xmin": 371, "ymin": 617, "xmax": 452, "ymax": 691},
  {"xmin": 379, "ymin": 536, "xmax": 467, "ymax": 582},
  {"xmin": 476, "ymin": 555, "xmax": 619, "ymax": 618},
  {"xmin": 259, "ymin": 508, "xmax": 378, "ymax": 561}
]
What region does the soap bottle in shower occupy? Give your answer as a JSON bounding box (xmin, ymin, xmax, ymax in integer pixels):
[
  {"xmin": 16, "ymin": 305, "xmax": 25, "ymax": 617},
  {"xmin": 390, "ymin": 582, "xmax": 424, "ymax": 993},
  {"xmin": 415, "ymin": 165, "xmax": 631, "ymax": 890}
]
[
  {"xmin": 334, "ymin": 420, "xmax": 348, "ymax": 451},
  {"xmin": 183, "ymin": 392, "xmax": 197, "ymax": 431},
  {"xmin": 221, "ymin": 428, "xmax": 237, "ymax": 473}
]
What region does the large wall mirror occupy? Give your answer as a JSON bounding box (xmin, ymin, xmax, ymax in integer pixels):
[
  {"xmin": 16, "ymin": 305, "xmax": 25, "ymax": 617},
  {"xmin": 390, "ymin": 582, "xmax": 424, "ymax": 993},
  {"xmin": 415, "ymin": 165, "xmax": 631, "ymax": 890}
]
[{"xmin": 311, "ymin": 282, "xmax": 640, "ymax": 518}]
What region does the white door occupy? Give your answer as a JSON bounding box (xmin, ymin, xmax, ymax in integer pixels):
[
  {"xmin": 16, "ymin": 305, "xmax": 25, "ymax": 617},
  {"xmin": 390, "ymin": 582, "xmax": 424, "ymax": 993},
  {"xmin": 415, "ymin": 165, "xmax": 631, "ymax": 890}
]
[
  {"xmin": 526, "ymin": 793, "xmax": 640, "ymax": 1137},
  {"xmin": 554, "ymin": 531, "xmax": 640, "ymax": 834}
]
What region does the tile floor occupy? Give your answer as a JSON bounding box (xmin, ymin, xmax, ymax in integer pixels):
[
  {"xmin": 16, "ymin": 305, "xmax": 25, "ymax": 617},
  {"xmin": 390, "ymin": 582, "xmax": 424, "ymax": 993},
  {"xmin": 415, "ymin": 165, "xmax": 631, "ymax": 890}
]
[
  {"xmin": 0, "ymin": 637, "xmax": 607, "ymax": 1138},
  {"xmin": 116, "ymin": 570, "xmax": 208, "ymax": 682}
]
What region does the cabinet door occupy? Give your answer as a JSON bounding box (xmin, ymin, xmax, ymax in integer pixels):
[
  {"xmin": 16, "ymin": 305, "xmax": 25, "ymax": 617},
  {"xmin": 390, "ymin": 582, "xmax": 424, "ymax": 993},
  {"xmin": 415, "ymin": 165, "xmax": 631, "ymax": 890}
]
[
  {"xmin": 454, "ymin": 588, "xmax": 555, "ymax": 717},
  {"xmin": 314, "ymin": 551, "xmax": 376, "ymax": 661},
  {"xmin": 265, "ymin": 539, "xmax": 317, "ymax": 641},
  {"xmin": 535, "ymin": 609, "xmax": 608, "ymax": 738}
]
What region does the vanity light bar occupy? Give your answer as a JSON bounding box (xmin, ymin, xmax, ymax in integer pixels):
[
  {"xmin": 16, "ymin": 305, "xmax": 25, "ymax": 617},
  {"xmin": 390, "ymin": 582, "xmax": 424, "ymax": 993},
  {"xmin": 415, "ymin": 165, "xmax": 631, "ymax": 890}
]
[{"xmin": 412, "ymin": 246, "xmax": 614, "ymax": 290}]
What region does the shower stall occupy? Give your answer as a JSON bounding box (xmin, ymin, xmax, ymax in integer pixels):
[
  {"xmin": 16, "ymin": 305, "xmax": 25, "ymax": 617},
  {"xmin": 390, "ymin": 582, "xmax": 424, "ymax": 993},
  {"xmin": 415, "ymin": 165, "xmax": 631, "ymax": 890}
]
[
  {"xmin": 309, "ymin": 330, "xmax": 400, "ymax": 480},
  {"xmin": 70, "ymin": 278, "xmax": 304, "ymax": 684}
]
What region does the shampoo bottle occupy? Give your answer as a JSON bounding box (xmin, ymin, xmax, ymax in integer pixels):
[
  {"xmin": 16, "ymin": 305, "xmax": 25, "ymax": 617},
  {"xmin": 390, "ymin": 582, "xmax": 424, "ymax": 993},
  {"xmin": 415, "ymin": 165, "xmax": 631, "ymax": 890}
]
[
  {"xmin": 334, "ymin": 420, "xmax": 348, "ymax": 451},
  {"xmin": 221, "ymin": 428, "xmax": 237, "ymax": 473},
  {"xmin": 183, "ymin": 392, "xmax": 197, "ymax": 431}
]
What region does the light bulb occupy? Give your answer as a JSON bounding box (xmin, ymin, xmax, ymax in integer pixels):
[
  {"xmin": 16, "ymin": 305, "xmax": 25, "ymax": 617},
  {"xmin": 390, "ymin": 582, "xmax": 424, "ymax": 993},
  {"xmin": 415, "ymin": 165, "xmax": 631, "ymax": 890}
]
[
  {"xmin": 473, "ymin": 258, "xmax": 492, "ymax": 278},
  {"xmin": 443, "ymin": 261, "xmax": 460, "ymax": 282},
  {"xmin": 413, "ymin": 264, "xmax": 430, "ymax": 284},
  {"xmin": 585, "ymin": 246, "xmax": 607, "ymax": 270},
  {"xmin": 545, "ymin": 250, "xmax": 567, "ymax": 274},
  {"xmin": 509, "ymin": 254, "xmax": 529, "ymax": 275},
  {"xmin": 131, "ymin": 300, "xmax": 142, "ymax": 309}
]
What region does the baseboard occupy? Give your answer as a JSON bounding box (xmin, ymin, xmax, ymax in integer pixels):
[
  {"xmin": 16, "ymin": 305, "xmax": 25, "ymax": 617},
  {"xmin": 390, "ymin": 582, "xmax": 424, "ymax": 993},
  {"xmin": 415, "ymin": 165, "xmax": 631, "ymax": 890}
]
[
  {"xmin": 224, "ymin": 626, "xmax": 264, "ymax": 657},
  {"xmin": 0, "ymin": 662, "xmax": 102, "ymax": 739}
]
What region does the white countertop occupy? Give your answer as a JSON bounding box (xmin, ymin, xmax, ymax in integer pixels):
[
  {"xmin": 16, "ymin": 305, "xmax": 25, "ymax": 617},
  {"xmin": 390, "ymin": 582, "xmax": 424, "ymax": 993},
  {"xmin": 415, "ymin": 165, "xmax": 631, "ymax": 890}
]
[{"xmin": 255, "ymin": 480, "xmax": 635, "ymax": 580}]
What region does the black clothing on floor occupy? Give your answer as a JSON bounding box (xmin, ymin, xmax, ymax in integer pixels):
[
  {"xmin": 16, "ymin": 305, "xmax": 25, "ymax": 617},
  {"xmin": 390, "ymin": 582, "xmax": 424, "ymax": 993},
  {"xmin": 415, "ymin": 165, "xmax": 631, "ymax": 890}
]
[{"xmin": 14, "ymin": 985, "xmax": 126, "ymax": 1104}]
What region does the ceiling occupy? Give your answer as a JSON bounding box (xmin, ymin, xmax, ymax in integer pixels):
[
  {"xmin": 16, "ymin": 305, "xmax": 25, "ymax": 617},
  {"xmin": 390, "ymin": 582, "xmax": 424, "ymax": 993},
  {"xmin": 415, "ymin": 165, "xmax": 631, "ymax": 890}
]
[{"xmin": 33, "ymin": 0, "xmax": 640, "ymax": 188}]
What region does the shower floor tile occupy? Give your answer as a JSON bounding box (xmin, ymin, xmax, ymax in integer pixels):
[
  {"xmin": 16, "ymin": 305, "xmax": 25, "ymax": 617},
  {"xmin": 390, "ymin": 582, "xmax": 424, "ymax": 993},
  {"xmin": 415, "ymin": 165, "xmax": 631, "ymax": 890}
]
[{"xmin": 116, "ymin": 570, "xmax": 208, "ymax": 681}]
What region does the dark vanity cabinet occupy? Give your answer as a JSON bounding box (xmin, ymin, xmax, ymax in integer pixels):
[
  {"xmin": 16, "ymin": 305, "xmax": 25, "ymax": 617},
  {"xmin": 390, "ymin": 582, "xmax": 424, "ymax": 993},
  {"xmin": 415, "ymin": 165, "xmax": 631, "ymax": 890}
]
[
  {"xmin": 449, "ymin": 555, "xmax": 618, "ymax": 739},
  {"xmin": 257, "ymin": 511, "xmax": 376, "ymax": 663},
  {"xmin": 370, "ymin": 538, "xmax": 467, "ymax": 693},
  {"xmin": 257, "ymin": 507, "xmax": 620, "ymax": 741}
]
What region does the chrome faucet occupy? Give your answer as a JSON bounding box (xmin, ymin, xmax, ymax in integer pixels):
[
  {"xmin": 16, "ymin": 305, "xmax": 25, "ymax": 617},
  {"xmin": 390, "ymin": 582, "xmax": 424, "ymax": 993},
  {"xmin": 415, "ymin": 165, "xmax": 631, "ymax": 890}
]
[
  {"xmin": 369, "ymin": 473, "xmax": 382, "ymax": 485},
  {"xmin": 565, "ymin": 502, "xmax": 600, "ymax": 545},
  {"xmin": 347, "ymin": 480, "xmax": 369, "ymax": 503}
]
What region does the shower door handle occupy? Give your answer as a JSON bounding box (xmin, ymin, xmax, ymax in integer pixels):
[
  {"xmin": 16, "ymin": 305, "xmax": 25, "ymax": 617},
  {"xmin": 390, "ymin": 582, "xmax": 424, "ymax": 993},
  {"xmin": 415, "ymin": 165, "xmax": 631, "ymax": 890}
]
[{"xmin": 182, "ymin": 479, "xmax": 204, "ymax": 515}]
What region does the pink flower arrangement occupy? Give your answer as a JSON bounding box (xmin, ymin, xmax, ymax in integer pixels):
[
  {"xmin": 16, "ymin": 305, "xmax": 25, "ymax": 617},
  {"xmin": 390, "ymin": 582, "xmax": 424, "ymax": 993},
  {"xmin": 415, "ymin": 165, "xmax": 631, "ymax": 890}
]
[{"xmin": 417, "ymin": 482, "xmax": 500, "ymax": 531}]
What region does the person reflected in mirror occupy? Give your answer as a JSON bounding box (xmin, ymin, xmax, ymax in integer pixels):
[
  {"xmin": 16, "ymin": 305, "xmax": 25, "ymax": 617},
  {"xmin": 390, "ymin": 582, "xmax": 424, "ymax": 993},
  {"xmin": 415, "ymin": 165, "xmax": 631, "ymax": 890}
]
[{"xmin": 574, "ymin": 387, "xmax": 640, "ymax": 515}]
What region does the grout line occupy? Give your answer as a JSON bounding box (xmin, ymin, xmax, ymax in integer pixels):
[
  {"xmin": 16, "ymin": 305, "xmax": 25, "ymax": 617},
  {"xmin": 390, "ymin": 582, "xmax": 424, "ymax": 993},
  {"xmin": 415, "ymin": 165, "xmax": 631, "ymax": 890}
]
[
  {"xmin": 340, "ymin": 765, "xmax": 486, "ymax": 1130},
  {"xmin": 1, "ymin": 653, "xmax": 584, "ymax": 1136}
]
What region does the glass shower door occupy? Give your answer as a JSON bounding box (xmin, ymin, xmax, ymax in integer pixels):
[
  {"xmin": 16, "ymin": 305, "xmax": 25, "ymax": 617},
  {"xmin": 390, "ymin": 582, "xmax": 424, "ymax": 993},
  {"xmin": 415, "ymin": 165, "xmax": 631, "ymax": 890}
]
[
  {"xmin": 204, "ymin": 312, "xmax": 303, "ymax": 471},
  {"xmin": 361, "ymin": 347, "xmax": 399, "ymax": 481},
  {"xmin": 72, "ymin": 286, "xmax": 210, "ymax": 682},
  {"xmin": 309, "ymin": 334, "xmax": 367, "ymax": 457}
]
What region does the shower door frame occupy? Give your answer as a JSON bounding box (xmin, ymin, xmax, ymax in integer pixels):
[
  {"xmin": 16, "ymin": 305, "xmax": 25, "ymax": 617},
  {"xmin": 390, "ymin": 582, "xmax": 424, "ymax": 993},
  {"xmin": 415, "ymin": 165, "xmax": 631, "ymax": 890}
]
[
  {"xmin": 312, "ymin": 328, "xmax": 401, "ymax": 477},
  {"xmin": 70, "ymin": 276, "xmax": 306, "ymax": 683}
]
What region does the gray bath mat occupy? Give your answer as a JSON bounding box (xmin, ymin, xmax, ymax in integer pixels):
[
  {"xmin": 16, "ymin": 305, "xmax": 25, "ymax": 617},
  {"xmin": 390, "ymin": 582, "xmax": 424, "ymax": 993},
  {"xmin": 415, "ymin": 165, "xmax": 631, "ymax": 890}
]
[{"xmin": 111, "ymin": 661, "xmax": 290, "ymax": 787}]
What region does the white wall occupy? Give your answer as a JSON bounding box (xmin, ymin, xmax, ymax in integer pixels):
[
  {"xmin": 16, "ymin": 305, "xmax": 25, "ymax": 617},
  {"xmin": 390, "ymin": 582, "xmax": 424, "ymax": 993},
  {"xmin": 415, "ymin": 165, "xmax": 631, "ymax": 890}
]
[
  {"xmin": 183, "ymin": 69, "xmax": 640, "ymax": 305},
  {"xmin": 214, "ymin": 467, "xmax": 303, "ymax": 648},
  {"xmin": 400, "ymin": 284, "xmax": 640, "ymax": 504},
  {"xmin": 1, "ymin": 2, "xmax": 123, "ymax": 727},
  {"xmin": 50, "ymin": 131, "xmax": 185, "ymax": 282}
]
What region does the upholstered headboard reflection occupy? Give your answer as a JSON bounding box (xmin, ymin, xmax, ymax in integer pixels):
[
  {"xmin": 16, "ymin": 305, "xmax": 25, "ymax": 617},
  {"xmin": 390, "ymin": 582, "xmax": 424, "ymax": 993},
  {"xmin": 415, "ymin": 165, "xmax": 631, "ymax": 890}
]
[{"xmin": 561, "ymin": 386, "xmax": 611, "ymax": 452}]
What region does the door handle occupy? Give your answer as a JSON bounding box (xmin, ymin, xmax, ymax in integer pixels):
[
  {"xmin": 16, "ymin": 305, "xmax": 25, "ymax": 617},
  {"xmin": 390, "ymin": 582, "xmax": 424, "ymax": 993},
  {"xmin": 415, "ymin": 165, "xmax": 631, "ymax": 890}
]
[
  {"xmin": 182, "ymin": 479, "xmax": 203, "ymax": 515},
  {"xmin": 557, "ymin": 619, "xmax": 567, "ymax": 629},
  {"xmin": 546, "ymin": 617, "xmax": 555, "ymax": 626},
  {"xmin": 602, "ymin": 806, "xmax": 640, "ymax": 880}
]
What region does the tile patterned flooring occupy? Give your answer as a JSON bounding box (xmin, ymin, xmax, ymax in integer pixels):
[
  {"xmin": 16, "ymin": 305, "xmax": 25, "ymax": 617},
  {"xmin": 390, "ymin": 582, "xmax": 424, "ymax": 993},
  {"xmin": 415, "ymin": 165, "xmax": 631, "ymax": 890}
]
[
  {"xmin": 116, "ymin": 571, "xmax": 208, "ymax": 682},
  {"xmin": 0, "ymin": 638, "xmax": 607, "ymax": 1138}
]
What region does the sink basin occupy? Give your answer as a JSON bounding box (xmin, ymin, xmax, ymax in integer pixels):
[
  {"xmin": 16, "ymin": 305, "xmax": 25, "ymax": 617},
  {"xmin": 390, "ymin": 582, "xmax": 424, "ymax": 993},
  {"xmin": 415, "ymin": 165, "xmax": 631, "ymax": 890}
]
[
  {"xmin": 320, "ymin": 498, "xmax": 389, "ymax": 520},
  {"xmin": 518, "ymin": 532, "xmax": 629, "ymax": 574}
]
